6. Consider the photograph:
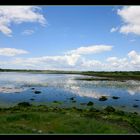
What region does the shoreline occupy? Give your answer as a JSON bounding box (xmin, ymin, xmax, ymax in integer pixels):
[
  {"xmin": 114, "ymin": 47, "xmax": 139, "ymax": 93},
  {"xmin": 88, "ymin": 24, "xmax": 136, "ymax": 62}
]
[{"xmin": 1, "ymin": 69, "xmax": 140, "ymax": 80}]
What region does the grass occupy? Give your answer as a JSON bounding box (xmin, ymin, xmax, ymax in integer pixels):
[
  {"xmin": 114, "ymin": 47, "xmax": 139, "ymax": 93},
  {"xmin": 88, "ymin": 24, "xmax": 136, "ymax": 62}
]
[
  {"xmin": 0, "ymin": 104, "xmax": 140, "ymax": 134},
  {"xmin": 80, "ymin": 71, "xmax": 140, "ymax": 81}
]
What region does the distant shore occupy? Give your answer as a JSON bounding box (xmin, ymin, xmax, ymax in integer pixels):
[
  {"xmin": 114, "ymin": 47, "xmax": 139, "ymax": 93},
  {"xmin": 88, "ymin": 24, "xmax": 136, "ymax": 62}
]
[{"xmin": 1, "ymin": 69, "xmax": 140, "ymax": 80}]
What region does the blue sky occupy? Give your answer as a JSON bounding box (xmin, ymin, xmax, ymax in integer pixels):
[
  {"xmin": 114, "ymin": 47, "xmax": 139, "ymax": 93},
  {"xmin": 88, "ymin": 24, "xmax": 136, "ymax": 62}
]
[{"xmin": 0, "ymin": 6, "xmax": 140, "ymax": 71}]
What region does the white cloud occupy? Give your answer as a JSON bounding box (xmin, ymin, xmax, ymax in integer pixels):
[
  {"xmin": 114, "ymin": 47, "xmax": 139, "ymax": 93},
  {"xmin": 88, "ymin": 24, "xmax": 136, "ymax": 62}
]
[
  {"xmin": 106, "ymin": 57, "xmax": 128, "ymax": 68},
  {"xmin": 117, "ymin": 6, "xmax": 140, "ymax": 35},
  {"xmin": 128, "ymin": 50, "xmax": 140, "ymax": 66},
  {"xmin": 22, "ymin": 29, "xmax": 35, "ymax": 35},
  {"xmin": 110, "ymin": 27, "xmax": 118, "ymax": 32},
  {"xmin": 12, "ymin": 54, "xmax": 81, "ymax": 68},
  {"xmin": 0, "ymin": 48, "xmax": 29, "ymax": 56},
  {"xmin": 81, "ymin": 59, "xmax": 103, "ymax": 68},
  {"xmin": 0, "ymin": 6, "xmax": 46, "ymax": 36},
  {"xmin": 67, "ymin": 45, "xmax": 113, "ymax": 55},
  {"xmin": 2, "ymin": 50, "xmax": 140, "ymax": 71},
  {"xmin": 5, "ymin": 44, "xmax": 112, "ymax": 70},
  {"xmin": 104, "ymin": 51, "xmax": 140, "ymax": 71},
  {"xmin": 2, "ymin": 45, "xmax": 140, "ymax": 71}
]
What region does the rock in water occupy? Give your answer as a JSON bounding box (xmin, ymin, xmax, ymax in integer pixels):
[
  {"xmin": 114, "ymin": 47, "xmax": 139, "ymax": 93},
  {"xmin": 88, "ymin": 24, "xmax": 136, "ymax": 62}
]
[
  {"xmin": 34, "ymin": 91, "xmax": 41, "ymax": 94},
  {"xmin": 112, "ymin": 96, "xmax": 120, "ymax": 99},
  {"xmin": 99, "ymin": 96, "xmax": 108, "ymax": 101},
  {"xmin": 87, "ymin": 101, "xmax": 94, "ymax": 106}
]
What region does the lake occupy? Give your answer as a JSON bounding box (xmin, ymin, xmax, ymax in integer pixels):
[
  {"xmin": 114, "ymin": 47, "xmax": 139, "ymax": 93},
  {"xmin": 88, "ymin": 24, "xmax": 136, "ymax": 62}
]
[{"xmin": 0, "ymin": 72, "xmax": 140, "ymax": 113}]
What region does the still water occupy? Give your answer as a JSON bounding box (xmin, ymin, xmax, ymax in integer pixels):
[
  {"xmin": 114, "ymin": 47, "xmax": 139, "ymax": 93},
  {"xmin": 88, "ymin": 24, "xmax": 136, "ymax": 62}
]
[{"xmin": 0, "ymin": 72, "xmax": 140, "ymax": 113}]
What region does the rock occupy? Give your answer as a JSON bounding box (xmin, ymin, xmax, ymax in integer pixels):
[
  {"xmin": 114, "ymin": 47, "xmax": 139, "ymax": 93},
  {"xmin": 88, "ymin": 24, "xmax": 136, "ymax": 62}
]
[
  {"xmin": 53, "ymin": 100, "xmax": 59, "ymax": 103},
  {"xmin": 99, "ymin": 96, "xmax": 108, "ymax": 101},
  {"xmin": 80, "ymin": 103, "xmax": 87, "ymax": 105},
  {"xmin": 31, "ymin": 88, "xmax": 35, "ymax": 90},
  {"xmin": 38, "ymin": 130, "xmax": 42, "ymax": 133},
  {"xmin": 30, "ymin": 98, "xmax": 35, "ymax": 101},
  {"xmin": 32, "ymin": 128, "xmax": 37, "ymax": 132},
  {"xmin": 116, "ymin": 110, "xmax": 125, "ymax": 115},
  {"xmin": 34, "ymin": 91, "xmax": 41, "ymax": 94},
  {"xmin": 112, "ymin": 96, "xmax": 120, "ymax": 99},
  {"xmin": 70, "ymin": 97, "xmax": 75, "ymax": 100},
  {"xmin": 104, "ymin": 106, "xmax": 115, "ymax": 112},
  {"xmin": 87, "ymin": 101, "xmax": 94, "ymax": 106},
  {"xmin": 89, "ymin": 108, "xmax": 99, "ymax": 112},
  {"xmin": 133, "ymin": 104, "xmax": 139, "ymax": 108},
  {"xmin": 133, "ymin": 112, "xmax": 138, "ymax": 115},
  {"xmin": 72, "ymin": 100, "xmax": 76, "ymax": 103},
  {"xmin": 17, "ymin": 102, "xmax": 31, "ymax": 107},
  {"xmin": 135, "ymin": 99, "xmax": 140, "ymax": 101}
]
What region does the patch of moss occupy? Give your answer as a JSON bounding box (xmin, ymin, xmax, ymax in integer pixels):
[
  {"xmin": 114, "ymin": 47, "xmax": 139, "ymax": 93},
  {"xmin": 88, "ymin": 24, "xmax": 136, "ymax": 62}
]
[
  {"xmin": 87, "ymin": 101, "xmax": 94, "ymax": 106},
  {"xmin": 80, "ymin": 103, "xmax": 87, "ymax": 105},
  {"xmin": 104, "ymin": 106, "xmax": 115, "ymax": 113},
  {"xmin": 72, "ymin": 100, "xmax": 76, "ymax": 103},
  {"xmin": 17, "ymin": 102, "xmax": 31, "ymax": 107},
  {"xmin": 53, "ymin": 101, "xmax": 62, "ymax": 104}
]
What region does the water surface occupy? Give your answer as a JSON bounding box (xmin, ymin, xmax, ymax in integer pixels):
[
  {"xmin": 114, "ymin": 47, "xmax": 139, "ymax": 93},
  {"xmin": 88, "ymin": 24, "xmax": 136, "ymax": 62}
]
[{"xmin": 0, "ymin": 72, "xmax": 140, "ymax": 113}]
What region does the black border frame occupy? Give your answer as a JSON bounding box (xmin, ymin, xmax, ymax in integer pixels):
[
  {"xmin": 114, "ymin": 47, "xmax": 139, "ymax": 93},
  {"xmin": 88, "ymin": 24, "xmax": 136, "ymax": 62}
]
[
  {"xmin": 0, "ymin": 0, "xmax": 140, "ymax": 139},
  {"xmin": 0, "ymin": 0, "xmax": 140, "ymax": 5}
]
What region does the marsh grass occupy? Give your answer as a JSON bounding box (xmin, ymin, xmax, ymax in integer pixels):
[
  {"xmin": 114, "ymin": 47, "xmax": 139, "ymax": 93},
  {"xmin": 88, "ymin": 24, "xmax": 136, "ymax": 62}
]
[{"xmin": 0, "ymin": 104, "xmax": 140, "ymax": 134}]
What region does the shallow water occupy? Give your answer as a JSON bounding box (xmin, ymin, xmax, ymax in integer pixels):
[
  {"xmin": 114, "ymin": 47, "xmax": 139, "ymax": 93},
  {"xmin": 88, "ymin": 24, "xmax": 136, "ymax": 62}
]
[{"xmin": 0, "ymin": 72, "xmax": 140, "ymax": 113}]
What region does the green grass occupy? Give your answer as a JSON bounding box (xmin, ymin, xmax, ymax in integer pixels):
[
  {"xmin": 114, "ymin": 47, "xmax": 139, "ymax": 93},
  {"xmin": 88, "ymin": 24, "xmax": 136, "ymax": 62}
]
[
  {"xmin": 0, "ymin": 104, "xmax": 140, "ymax": 134},
  {"xmin": 80, "ymin": 71, "xmax": 140, "ymax": 80}
]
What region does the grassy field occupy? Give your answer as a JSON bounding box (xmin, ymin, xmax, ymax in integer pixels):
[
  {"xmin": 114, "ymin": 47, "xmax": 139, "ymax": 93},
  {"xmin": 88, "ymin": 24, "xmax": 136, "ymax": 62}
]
[{"xmin": 0, "ymin": 103, "xmax": 140, "ymax": 134}]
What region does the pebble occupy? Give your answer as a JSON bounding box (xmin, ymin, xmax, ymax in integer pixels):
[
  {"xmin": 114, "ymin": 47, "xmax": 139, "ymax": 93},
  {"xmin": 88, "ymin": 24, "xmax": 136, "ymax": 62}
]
[{"xmin": 38, "ymin": 130, "xmax": 42, "ymax": 133}]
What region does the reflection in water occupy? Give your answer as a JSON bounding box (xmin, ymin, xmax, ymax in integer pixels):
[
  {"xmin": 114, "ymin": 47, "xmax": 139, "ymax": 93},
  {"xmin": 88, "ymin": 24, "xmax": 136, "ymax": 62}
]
[
  {"xmin": 0, "ymin": 72, "xmax": 140, "ymax": 113},
  {"xmin": 127, "ymin": 86, "xmax": 140, "ymax": 95},
  {"xmin": 0, "ymin": 86, "xmax": 26, "ymax": 93},
  {"xmin": 56, "ymin": 78, "xmax": 108, "ymax": 99}
]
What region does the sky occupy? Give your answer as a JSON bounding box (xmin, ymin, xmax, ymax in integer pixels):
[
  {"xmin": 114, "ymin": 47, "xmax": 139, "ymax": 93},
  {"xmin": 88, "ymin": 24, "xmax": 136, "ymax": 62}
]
[{"xmin": 0, "ymin": 6, "xmax": 140, "ymax": 71}]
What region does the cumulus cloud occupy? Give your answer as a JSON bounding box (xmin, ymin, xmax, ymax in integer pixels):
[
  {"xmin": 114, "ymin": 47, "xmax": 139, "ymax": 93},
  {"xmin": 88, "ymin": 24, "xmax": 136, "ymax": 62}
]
[
  {"xmin": 128, "ymin": 50, "xmax": 140, "ymax": 66},
  {"xmin": 81, "ymin": 59, "xmax": 103, "ymax": 68},
  {"xmin": 117, "ymin": 6, "xmax": 140, "ymax": 35},
  {"xmin": 0, "ymin": 48, "xmax": 29, "ymax": 56},
  {"xmin": 2, "ymin": 44, "xmax": 112, "ymax": 70},
  {"xmin": 67, "ymin": 45, "xmax": 113, "ymax": 55},
  {"xmin": 106, "ymin": 57, "xmax": 129, "ymax": 68},
  {"xmin": 1, "ymin": 45, "xmax": 140, "ymax": 71},
  {"xmin": 2, "ymin": 51, "xmax": 140, "ymax": 71},
  {"xmin": 104, "ymin": 51, "xmax": 140, "ymax": 71},
  {"xmin": 11, "ymin": 54, "xmax": 81, "ymax": 68},
  {"xmin": 0, "ymin": 6, "xmax": 46, "ymax": 36}
]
